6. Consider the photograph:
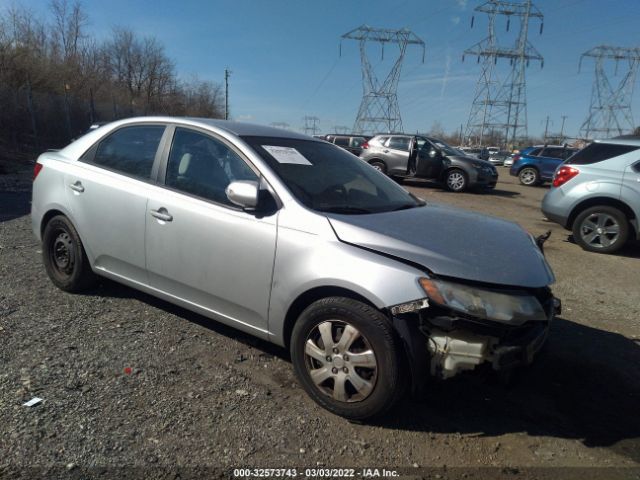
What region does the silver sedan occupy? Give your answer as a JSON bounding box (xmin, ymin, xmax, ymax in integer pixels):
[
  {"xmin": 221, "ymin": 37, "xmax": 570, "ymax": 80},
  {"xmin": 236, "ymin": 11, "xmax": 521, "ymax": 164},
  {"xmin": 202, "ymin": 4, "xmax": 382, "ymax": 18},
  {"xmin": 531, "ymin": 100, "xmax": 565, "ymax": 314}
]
[{"xmin": 32, "ymin": 117, "xmax": 558, "ymax": 419}]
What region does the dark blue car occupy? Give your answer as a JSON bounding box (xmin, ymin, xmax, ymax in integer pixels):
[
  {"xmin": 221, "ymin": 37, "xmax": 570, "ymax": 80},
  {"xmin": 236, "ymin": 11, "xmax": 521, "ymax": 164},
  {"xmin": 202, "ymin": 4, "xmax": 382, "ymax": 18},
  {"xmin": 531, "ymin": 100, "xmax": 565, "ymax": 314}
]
[{"xmin": 509, "ymin": 145, "xmax": 578, "ymax": 186}]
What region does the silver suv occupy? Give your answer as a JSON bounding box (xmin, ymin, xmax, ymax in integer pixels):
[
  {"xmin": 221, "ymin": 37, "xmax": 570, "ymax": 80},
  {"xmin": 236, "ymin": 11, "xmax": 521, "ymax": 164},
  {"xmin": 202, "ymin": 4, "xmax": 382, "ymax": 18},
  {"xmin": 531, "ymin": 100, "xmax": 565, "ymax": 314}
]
[
  {"xmin": 542, "ymin": 137, "xmax": 640, "ymax": 254},
  {"xmin": 32, "ymin": 117, "xmax": 558, "ymax": 419}
]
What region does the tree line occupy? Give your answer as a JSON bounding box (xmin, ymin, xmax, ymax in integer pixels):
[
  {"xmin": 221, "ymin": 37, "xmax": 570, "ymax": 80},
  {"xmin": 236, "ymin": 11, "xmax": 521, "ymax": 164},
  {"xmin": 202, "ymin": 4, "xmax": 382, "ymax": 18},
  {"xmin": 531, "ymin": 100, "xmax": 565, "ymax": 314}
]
[{"xmin": 0, "ymin": 0, "xmax": 225, "ymax": 151}]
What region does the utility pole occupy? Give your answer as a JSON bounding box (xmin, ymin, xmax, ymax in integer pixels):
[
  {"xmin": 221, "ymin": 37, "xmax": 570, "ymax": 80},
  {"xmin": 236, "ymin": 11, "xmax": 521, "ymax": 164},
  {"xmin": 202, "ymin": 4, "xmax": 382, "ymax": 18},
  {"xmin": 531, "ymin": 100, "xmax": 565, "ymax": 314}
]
[
  {"xmin": 560, "ymin": 115, "xmax": 567, "ymax": 138},
  {"xmin": 224, "ymin": 68, "xmax": 231, "ymax": 120},
  {"xmin": 464, "ymin": 0, "xmax": 544, "ymax": 147},
  {"xmin": 341, "ymin": 25, "xmax": 425, "ymax": 134},
  {"xmin": 579, "ymin": 45, "xmax": 640, "ymax": 139},
  {"xmin": 543, "ymin": 115, "xmax": 550, "ymax": 141}
]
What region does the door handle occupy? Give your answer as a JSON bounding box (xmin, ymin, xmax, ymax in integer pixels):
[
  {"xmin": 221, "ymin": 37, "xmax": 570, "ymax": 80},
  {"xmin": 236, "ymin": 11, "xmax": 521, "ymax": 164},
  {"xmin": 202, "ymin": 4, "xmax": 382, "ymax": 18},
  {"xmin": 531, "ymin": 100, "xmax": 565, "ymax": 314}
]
[
  {"xmin": 150, "ymin": 208, "xmax": 173, "ymax": 222},
  {"xmin": 69, "ymin": 181, "xmax": 84, "ymax": 193}
]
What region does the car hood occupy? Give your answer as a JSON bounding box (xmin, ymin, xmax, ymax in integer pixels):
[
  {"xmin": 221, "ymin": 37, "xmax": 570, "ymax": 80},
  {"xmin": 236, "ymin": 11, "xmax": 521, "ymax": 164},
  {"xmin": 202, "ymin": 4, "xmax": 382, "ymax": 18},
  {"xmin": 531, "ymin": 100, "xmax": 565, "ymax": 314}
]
[
  {"xmin": 327, "ymin": 203, "xmax": 555, "ymax": 288},
  {"xmin": 448, "ymin": 155, "xmax": 493, "ymax": 166}
]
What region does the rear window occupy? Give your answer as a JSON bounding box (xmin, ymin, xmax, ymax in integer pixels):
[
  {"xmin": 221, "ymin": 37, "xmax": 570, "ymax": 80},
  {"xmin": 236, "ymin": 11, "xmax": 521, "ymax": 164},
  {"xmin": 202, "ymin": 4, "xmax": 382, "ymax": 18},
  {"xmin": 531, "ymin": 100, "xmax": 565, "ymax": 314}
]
[
  {"xmin": 386, "ymin": 137, "xmax": 410, "ymax": 151},
  {"xmin": 90, "ymin": 125, "xmax": 165, "ymax": 179},
  {"xmin": 566, "ymin": 143, "xmax": 640, "ymax": 165},
  {"xmin": 540, "ymin": 147, "xmax": 566, "ymax": 159},
  {"xmin": 527, "ymin": 148, "xmax": 542, "ymax": 157}
]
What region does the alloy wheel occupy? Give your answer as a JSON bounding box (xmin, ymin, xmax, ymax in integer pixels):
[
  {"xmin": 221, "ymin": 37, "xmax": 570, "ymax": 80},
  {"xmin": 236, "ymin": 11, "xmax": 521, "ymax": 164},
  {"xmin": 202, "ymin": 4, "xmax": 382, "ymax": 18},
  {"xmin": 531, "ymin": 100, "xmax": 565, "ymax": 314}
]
[
  {"xmin": 579, "ymin": 213, "xmax": 621, "ymax": 249},
  {"xmin": 446, "ymin": 171, "xmax": 466, "ymax": 191},
  {"xmin": 519, "ymin": 168, "xmax": 538, "ymax": 185}
]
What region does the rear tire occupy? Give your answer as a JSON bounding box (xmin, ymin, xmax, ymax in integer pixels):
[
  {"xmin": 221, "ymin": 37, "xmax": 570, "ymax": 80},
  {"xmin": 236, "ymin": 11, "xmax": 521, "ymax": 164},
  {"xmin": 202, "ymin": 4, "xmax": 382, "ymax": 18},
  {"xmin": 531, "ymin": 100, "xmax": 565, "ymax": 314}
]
[
  {"xmin": 369, "ymin": 160, "xmax": 387, "ymax": 175},
  {"xmin": 42, "ymin": 215, "xmax": 98, "ymax": 292},
  {"xmin": 572, "ymin": 206, "xmax": 629, "ymax": 254},
  {"xmin": 518, "ymin": 167, "xmax": 540, "ymax": 186},
  {"xmin": 290, "ymin": 297, "xmax": 405, "ymax": 420}
]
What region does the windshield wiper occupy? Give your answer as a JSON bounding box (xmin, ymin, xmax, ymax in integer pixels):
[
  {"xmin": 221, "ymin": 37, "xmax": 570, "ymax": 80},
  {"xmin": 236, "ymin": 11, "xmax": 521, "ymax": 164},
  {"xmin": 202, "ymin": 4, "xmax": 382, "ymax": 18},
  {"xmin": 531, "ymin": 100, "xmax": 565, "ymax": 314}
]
[
  {"xmin": 386, "ymin": 202, "xmax": 423, "ymax": 212},
  {"xmin": 319, "ymin": 206, "xmax": 375, "ymax": 214}
]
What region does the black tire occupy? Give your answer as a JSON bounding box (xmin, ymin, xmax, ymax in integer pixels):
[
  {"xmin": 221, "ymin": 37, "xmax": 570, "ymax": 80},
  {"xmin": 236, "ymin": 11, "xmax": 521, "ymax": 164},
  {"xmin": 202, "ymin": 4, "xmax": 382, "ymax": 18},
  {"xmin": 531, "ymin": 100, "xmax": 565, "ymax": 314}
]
[
  {"xmin": 369, "ymin": 160, "xmax": 387, "ymax": 175},
  {"xmin": 572, "ymin": 206, "xmax": 629, "ymax": 254},
  {"xmin": 444, "ymin": 168, "xmax": 468, "ymax": 192},
  {"xmin": 42, "ymin": 215, "xmax": 98, "ymax": 292},
  {"xmin": 290, "ymin": 297, "xmax": 405, "ymax": 420},
  {"xmin": 518, "ymin": 167, "xmax": 540, "ymax": 186}
]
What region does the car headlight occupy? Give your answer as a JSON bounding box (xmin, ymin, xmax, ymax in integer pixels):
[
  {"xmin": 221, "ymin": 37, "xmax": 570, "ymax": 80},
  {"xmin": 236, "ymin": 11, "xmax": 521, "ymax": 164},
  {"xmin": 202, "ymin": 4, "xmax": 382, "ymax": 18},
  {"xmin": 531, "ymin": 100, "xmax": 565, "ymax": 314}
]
[{"xmin": 419, "ymin": 278, "xmax": 546, "ymax": 324}]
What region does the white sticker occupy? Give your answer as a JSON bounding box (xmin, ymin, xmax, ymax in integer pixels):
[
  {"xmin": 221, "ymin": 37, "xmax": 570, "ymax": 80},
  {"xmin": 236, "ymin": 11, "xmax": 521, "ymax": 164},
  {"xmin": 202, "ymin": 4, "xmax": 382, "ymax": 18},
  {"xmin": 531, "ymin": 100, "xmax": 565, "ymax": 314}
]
[
  {"xmin": 262, "ymin": 145, "xmax": 312, "ymax": 165},
  {"xmin": 23, "ymin": 397, "xmax": 43, "ymax": 407}
]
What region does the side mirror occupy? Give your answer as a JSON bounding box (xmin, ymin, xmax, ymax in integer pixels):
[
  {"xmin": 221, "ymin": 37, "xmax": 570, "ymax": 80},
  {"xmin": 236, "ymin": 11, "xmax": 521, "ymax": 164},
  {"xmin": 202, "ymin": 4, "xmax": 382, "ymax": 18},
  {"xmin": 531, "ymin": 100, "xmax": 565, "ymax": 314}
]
[
  {"xmin": 226, "ymin": 180, "xmax": 259, "ymax": 209},
  {"xmin": 428, "ymin": 149, "xmax": 438, "ymax": 158}
]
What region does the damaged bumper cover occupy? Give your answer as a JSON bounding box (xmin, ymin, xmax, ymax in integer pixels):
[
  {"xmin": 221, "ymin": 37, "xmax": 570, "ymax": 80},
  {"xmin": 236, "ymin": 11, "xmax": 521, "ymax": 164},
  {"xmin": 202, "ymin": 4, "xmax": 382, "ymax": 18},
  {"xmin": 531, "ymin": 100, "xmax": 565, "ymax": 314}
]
[{"xmin": 391, "ymin": 288, "xmax": 560, "ymax": 384}]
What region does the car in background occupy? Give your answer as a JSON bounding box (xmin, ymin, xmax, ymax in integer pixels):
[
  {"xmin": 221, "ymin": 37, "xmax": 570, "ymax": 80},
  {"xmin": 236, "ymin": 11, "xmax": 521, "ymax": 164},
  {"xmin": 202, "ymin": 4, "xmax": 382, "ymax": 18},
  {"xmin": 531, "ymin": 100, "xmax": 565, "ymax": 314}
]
[
  {"xmin": 504, "ymin": 152, "xmax": 517, "ymax": 167},
  {"xmin": 359, "ymin": 134, "xmax": 498, "ymax": 192},
  {"xmin": 542, "ymin": 136, "xmax": 640, "ymax": 254},
  {"xmin": 488, "ymin": 150, "xmax": 511, "ymax": 166},
  {"xmin": 324, "ymin": 134, "xmax": 370, "ymax": 156},
  {"xmin": 510, "ymin": 144, "xmax": 579, "ymax": 186},
  {"xmin": 31, "ymin": 116, "xmax": 558, "ymax": 419}
]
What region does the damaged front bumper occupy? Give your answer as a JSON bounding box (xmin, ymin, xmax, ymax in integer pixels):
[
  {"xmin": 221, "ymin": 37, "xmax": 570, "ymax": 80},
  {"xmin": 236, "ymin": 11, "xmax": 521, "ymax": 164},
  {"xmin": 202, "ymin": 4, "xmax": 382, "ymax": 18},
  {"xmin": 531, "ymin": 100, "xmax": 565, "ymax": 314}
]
[{"xmin": 392, "ymin": 290, "xmax": 560, "ymax": 387}]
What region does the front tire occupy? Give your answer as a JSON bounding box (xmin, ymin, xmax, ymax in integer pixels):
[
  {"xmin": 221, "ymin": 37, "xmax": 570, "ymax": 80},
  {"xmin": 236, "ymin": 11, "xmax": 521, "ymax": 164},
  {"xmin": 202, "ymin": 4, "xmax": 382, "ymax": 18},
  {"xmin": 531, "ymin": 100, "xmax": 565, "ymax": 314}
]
[
  {"xmin": 42, "ymin": 215, "xmax": 97, "ymax": 292},
  {"xmin": 572, "ymin": 206, "xmax": 629, "ymax": 254},
  {"xmin": 290, "ymin": 297, "xmax": 404, "ymax": 420},
  {"xmin": 444, "ymin": 169, "xmax": 468, "ymax": 192}
]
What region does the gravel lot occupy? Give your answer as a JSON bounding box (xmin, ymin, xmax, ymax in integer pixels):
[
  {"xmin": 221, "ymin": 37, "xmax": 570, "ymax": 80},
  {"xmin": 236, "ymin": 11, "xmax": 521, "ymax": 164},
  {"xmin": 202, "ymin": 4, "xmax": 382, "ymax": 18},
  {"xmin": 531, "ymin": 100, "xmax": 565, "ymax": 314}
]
[{"xmin": 1, "ymin": 169, "xmax": 639, "ymax": 479}]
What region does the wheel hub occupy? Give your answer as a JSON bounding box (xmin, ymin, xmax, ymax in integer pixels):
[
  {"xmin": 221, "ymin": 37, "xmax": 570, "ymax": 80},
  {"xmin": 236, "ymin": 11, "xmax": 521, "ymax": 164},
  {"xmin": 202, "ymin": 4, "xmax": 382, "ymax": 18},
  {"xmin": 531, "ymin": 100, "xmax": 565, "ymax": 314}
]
[
  {"xmin": 53, "ymin": 232, "xmax": 73, "ymax": 270},
  {"xmin": 304, "ymin": 320, "xmax": 378, "ymax": 403}
]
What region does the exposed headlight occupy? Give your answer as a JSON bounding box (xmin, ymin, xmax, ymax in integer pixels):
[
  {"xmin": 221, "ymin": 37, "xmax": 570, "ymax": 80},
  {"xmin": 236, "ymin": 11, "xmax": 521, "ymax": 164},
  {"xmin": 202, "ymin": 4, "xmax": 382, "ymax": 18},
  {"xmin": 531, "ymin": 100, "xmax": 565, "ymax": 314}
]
[{"xmin": 419, "ymin": 278, "xmax": 546, "ymax": 324}]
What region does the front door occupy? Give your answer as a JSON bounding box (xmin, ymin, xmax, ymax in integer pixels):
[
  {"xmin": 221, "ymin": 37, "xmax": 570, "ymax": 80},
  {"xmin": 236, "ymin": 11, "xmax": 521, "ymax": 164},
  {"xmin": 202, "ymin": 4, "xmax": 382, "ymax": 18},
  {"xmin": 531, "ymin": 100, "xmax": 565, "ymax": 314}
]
[
  {"xmin": 384, "ymin": 136, "xmax": 411, "ymax": 175},
  {"xmin": 145, "ymin": 127, "xmax": 278, "ymax": 337},
  {"xmin": 414, "ymin": 138, "xmax": 443, "ymax": 179}
]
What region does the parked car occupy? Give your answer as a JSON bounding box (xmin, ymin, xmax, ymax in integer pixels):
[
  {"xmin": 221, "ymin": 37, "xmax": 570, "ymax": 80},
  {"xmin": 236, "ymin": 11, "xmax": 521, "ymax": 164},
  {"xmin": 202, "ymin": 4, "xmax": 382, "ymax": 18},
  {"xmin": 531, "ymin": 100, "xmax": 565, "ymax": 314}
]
[
  {"xmin": 488, "ymin": 150, "xmax": 511, "ymax": 166},
  {"xmin": 359, "ymin": 134, "xmax": 498, "ymax": 192},
  {"xmin": 510, "ymin": 144, "xmax": 579, "ymax": 186},
  {"xmin": 504, "ymin": 152, "xmax": 517, "ymax": 167},
  {"xmin": 542, "ymin": 137, "xmax": 640, "ymax": 254},
  {"xmin": 32, "ymin": 117, "xmax": 558, "ymax": 420},
  {"xmin": 324, "ymin": 134, "xmax": 370, "ymax": 156}
]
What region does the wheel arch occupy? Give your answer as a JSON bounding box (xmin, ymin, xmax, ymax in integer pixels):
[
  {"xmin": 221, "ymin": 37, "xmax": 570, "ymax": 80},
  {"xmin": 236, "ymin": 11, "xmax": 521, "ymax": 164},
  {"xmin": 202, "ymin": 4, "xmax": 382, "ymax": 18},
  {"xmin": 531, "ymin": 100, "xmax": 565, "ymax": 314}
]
[
  {"xmin": 40, "ymin": 208, "xmax": 95, "ymax": 261},
  {"xmin": 567, "ymin": 197, "xmax": 637, "ymax": 238},
  {"xmin": 282, "ymin": 286, "xmax": 379, "ymax": 350}
]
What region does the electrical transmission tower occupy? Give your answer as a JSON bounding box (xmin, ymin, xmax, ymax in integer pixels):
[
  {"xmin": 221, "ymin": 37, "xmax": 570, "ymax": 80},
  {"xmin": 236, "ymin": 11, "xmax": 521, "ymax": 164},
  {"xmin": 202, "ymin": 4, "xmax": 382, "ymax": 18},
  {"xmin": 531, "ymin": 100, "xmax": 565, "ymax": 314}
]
[
  {"xmin": 301, "ymin": 116, "xmax": 320, "ymax": 135},
  {"xmin": 579, "ymin": 45, "xmax": 640, "ymax": 139},
  {"xmin": 463, "ymin": 0, "xmax": 543, "ymax": 147},
  {"xmin": 341, "ymin": 25, "xmax": 425, "ymax": 135},
  {"xmin": 333, "ymin": 125, "xmax": 350, "ymax": 134}
]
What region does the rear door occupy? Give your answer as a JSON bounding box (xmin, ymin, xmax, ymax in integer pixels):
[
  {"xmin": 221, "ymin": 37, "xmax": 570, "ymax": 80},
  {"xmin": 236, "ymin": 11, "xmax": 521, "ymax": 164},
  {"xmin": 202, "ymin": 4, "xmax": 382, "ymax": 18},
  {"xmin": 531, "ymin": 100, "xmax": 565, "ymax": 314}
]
[
  {"xmin": 384, "ymin": 136, "xmax": 411, "ymax": 175},
  {"xmin": 538, "ymin": 147, "xmax": 566, "ymax": 180},
  {"xmin": 145, "ymin": 126, "xmax": 278, "ymax": 336},
  {"xmin": 64, "ymin": 124, "xmax": 167, "ymax": 284}
]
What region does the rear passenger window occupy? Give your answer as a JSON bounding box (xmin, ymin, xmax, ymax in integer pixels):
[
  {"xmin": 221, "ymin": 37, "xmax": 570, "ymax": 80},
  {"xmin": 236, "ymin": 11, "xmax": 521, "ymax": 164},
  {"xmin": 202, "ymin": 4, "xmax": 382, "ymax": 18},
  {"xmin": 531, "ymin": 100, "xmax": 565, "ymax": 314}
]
[
  {"xmin": 529, "ymin": 148, "xmax": 542, "ymax": 156},
  {"xmin": 386, "ymin": 137, "xmax": 410, "ymax": 151},
  {"xmin": 540, "ymin": 148, "xmax": 565, "ymax": 159},
  {"xmin": 350, "ymin": 137, "xmax": 365, "ymax": 148},
  {"xmin": 165, "ymin": 128, "xmax": 258, "ymax": 206},
  {"xmin": 91, "ymin": 125, "xmax": 165, "ymax": 179},
  {"xmin": 566, "ymin": 143, "xmax": 640, "ymax": 165},
  {"xmin": 334, "ymin": 137, "xmax": 349, "ymax": 146}
]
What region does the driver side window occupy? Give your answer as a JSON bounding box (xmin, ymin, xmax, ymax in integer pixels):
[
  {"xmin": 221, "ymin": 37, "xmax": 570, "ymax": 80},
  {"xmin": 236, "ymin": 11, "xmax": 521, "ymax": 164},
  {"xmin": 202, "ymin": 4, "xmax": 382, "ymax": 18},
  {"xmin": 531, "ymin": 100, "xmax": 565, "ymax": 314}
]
[{"xmin": 165, "ymin": 128, "xmax": 258, "ymax": 206}]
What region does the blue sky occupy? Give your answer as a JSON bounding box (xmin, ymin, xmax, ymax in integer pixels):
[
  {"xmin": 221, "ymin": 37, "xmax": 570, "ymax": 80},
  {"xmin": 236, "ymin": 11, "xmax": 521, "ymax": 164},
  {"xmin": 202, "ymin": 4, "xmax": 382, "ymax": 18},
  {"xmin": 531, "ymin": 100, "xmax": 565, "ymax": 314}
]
[{"xmin": 10, "ymin": 0, "xmax": 640, "ymax": 138}]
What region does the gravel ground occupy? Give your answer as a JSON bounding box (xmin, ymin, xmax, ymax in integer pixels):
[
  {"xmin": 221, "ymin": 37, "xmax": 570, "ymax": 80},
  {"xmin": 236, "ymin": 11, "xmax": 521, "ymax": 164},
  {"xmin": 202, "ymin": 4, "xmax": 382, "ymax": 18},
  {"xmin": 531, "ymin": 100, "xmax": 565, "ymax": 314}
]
[{"xmin": 1, "ymin": 170, "xmax": 639, "ymax": 479}]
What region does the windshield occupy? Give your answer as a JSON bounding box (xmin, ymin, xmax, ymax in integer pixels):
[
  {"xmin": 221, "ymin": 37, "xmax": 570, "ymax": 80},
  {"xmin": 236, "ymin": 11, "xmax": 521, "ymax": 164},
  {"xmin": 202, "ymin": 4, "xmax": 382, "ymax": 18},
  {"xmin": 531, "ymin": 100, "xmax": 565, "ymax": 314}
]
[
  {"xmin": 424, "ymin": 137, "xmax": 460, "ymax": 156},
  {"xmin": 242, "ymin": 136, "xmax": 424, "ymax": 214}
]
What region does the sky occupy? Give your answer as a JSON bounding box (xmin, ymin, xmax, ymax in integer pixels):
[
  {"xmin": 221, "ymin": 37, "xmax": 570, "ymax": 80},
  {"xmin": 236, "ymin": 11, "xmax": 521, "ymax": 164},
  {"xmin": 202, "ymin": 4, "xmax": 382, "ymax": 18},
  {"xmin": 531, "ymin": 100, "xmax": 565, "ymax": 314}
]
[{"xmin": 8, "ymin": 0, "xmax": 640, "ymax": 139}]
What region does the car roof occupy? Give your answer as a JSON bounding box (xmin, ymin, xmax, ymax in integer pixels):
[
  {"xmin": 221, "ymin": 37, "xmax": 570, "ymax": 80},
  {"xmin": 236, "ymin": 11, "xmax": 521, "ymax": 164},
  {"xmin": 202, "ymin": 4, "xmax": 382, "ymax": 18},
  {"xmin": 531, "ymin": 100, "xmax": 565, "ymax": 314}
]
[{"xmin": 596, "ymin": 136, "xmax": 640, "ymax": 146}]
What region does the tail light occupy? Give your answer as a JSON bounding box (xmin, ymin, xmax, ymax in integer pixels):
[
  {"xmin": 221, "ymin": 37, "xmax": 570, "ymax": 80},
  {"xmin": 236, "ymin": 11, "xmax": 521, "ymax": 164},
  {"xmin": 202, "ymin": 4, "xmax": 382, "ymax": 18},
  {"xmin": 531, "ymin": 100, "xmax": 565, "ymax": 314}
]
[
  {"xmin": 33, "ymin": 162, "xmax": 43, "ymax": 181},
  {"xmin": 553, "ymin": 166, "xmax": 579, "ymax": 187},
  {"xmin": 361, "ymin": 141, "xmax": 369, "ymax": 150}
]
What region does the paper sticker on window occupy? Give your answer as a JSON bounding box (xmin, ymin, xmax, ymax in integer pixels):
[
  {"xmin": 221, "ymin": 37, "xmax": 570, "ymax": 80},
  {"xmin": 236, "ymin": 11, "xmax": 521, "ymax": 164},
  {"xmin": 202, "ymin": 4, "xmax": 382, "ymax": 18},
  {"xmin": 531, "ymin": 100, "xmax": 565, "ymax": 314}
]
[{"xmin": 262, "ymin": 145, "xmax": 312, "ymax": 165}]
